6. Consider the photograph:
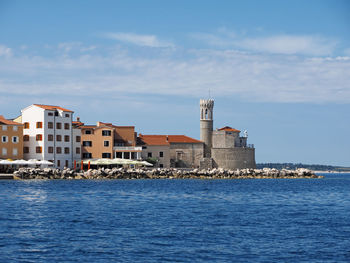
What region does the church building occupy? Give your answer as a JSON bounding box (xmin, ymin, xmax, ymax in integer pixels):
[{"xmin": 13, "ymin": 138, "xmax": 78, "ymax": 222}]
[{"xmin": 199, "ymin": 99, "xmax": 256, "ymax": 169}]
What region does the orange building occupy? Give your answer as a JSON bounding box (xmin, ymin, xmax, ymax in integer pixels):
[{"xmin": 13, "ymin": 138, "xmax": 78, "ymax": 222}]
[
  {"xmin": 0, "ymin": 115, "xmax": 23, "ymax": 160},
  {"xmin": 76, "ymin": 119, "xmax": 142, "ymax": 159}
]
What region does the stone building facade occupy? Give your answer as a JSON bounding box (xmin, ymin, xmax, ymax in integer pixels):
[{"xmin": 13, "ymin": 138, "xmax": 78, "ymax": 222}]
[{"xmin": 138, "ymin": 134, "xmax": 204, "ymax": 168}]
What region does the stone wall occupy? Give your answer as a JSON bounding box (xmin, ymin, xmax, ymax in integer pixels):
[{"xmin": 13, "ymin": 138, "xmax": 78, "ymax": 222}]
[
  {"xmin": 211, "ymin": 147, "xmax": 256, "ymax": 169},
  {"xmin": 141, "ymin": 145, "xmax": 170, "ymax": 168},
  {"xmin": 170, "ymin": 143, "xmax": 204, "ymax": 168}
]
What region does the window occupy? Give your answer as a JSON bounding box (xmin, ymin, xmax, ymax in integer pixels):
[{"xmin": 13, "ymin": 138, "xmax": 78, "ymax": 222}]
[
  {"xmin": 159, "ymin": 164, "xmax": 163, "ymax": 168},
  {"xmin": 56, "ymin": 135, "xmax": 62, "ymax": 141},
  {"xmin": 83, "ymin": 153, "xmax": 92, "ymax": 158},
  {"xmin": 36, "ymin": 146, "xmax": 42, "ymax": 153},
  {"xmin": 148, "ymin": 152, "xmax": 152, "ymax": 158},
  {"xmin": 48, "ymin": 146, "xmax": 54, "ymax": 153},
  {"xmin": 48, "ymin": 112, "xmax": 53, "ymax": 116},
  {"xmin": 104, "ymin": 141, "xmax": 110, "ymax": 147},
  {"xmin": 64, "ymin": 123, "xmax": 70, "ymax": 130},
  {"xmin": 36, "ymin": 122, "xmax": 43, "ymax": 128},
  {"xmin": 23, "ymin": 135, "xmax": 29, "ymax": 141},
  {"xmin": 55, "ymin": 111, "xmax": 59, "ymax": 116},
  {"xmin": 76, "ymin": 147, "xmax": 80, "ymax": 154},
  {"xmin": 102, "ymin": 130, "xmax": 111, "ymax": 136},
  {"xmin": 36, "ymin": 134, "xmax": 42, "ymax": 141},
  {"xmin": 159, "ymin": 151, "xmax": 164, "ymax": 157},
  {"xmin": 23, "ymin": 147, "xmax": 29, "ymax": 153},
  {"xmin": 48, "ymin": 134, "xmax": 53, "ymax": 141},
  {"xmin": 13, "ymin": 148, "xmax": 18, "ymax": 156},
  {"xmin": 76, "ymin": 136, "xmax": 81, "ymax": 142},
  {"xmin": 2, "ymin": 148, "xmax": 7, "ymax": 155},
  {"xmin": 57, "ymin": 160, "xmax": 60, "ymax": 166},
  {"xmin": 48, "ymin": 122, "xmax": 53, "ymax": 129},
  {"xmin": 2, "ymin": 125, "xmax": 7, "ymax": 131},
  {"xmin": 24, "ymin": 122, "xmax": 29, "ymax": 129},
  {"xmin": 176, "ymin": 152, "xmax": 183, "ymax": 161},
  {"xmin": 2, "ymin": 136, "xmax": 8, "ymax": 143},
  {"xmin": 142, "ymin": 146, "xmax": 147, "ymax": 149},
  {"xmin": 12, "ymin": 136, "xmax": 19, "ymax": 143},
  {"xmin": 85, "ymin": 130, "xmax": 92, "ymax": 135},
  {"xmin": 13, "ymin": 126, "xmax": 18, "ymax": 131},
  {"xmin": 64, "ymin": 135, "xmax": 70, "ymax": 142},
  {"xmin": 65, "ymin": 114, "xmax": 69, "ymax": 118},
  {"xmin": 65, "ymin": 160, "xmax": 69, "ymax": 167},
  {"xmin": 102, "ymin": 153, "xmax": 111, "ymax": 158},
  {"xmin": 56, "ymin": 122, "xmax": 62, "ymax": 129},
  {"xmin": 56, "ymin": 147, "xmax": 62, "ymax": 154},
  {"xmin": 82, "ymin": 141, "xmax": 92, "ymax": 147},
  {"xmin": 64, "ymin": 147, "xmax": 70, "ymax": 154}
]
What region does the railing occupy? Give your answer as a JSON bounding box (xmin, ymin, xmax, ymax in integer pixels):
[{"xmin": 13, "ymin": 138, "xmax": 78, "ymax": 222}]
[
  {"xmin": 247, "ymin": 144, "xmax": 254, "ymax": 148},
  {"xmin": 113, "ymin": 146, "xmax": 142, "ymax": 151}
]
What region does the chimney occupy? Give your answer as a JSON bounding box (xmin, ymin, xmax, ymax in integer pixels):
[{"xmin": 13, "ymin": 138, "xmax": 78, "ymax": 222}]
[{"xmin": 77, "ymin": 117, "xmax": 80, "ymax": 122}]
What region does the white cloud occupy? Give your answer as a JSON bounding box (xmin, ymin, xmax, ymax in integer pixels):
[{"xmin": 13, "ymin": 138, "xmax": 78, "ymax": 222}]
[
  {"xmin": 0, "ymin": 45, "xmax": 12, "ymax": 57},
  {"xmin": 0, "ymin": 44, "xmax": 349, "ymax": 104},
  {"xmin": 238, "ymin": 35, "xmax": 337, "ymax": 56},
  {"xmin": 103, "ymin": 32, "xmax": 175, "ymax": 48},
  {"xmin": 190, "ymin": 29, "xmax": 338, "ymax": 56}
]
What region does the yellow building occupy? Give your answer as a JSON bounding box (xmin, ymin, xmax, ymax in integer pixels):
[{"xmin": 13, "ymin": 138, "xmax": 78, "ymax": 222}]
[{"xmin": 0, "ymin": 115, "xmax": 23, "ymax": 160}]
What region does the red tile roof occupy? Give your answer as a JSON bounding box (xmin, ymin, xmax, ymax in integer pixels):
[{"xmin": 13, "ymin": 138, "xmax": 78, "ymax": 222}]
[
  {"xmin": 138, "ymin": 135, "xmax": 169, "ymax": 146},
  {"xmin": 0, "ymin": 115, "xmax": 22, "ymax": 126},
  {"xmin": 98, "ymin": 121, "xmax": 134, "ymax": 128},
  {"xmin": 167, "ymin": 135, "xmax": 202, "ymax": 143},
  {"xmin": 139, "ymin": 134, "xmax": 202, "ymax": 145},
  {"xmin": 79, "ymin": 125, "xmax": 97, "ymax": 129},
  {"xmin": 218, "ymin": 126, "xmax": 241, "ymax": 133},
  {"xmin": 33, "ymin": 104, "xmax": 73, "ymax": 112}
]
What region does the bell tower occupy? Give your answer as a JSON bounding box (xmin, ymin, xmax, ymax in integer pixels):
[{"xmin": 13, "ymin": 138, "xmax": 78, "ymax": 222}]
[{"xmin": 200, "ymin": 99, "xmax": 214, "ymax": 158}]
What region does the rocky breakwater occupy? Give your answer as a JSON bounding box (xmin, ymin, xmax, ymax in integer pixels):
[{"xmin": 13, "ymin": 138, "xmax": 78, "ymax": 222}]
[{"xmin": 13, "ymin": 167, "xmax": 323, "ymax": 180}]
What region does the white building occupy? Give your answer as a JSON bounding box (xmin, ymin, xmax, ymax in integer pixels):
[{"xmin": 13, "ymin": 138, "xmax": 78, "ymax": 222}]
[{"xmin": 20, "ymin": 104, "xmax": 81, "ymax": 169}]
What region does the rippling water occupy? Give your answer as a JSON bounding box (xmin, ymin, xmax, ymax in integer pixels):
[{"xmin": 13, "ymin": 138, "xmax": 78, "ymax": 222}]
[{"xmin": 1, "ymin": 174, "xmax": 350, "ymax": 262}]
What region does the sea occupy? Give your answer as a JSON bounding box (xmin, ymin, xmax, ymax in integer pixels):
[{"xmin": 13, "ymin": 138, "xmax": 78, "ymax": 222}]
[{"xmin": 0, "ymin": 173, "xmax": 349, "ymax": 263}]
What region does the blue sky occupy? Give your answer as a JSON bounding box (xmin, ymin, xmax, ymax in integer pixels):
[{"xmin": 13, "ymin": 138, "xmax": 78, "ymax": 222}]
[{"xmin": 0, "ymin": 0, "xmax": 349, "ymax": 166}]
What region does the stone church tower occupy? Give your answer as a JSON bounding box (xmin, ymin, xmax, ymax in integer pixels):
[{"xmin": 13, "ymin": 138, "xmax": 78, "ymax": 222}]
[
  {"xmin": 199, "ymin": 98, "xmax": 256, "ymax": 170},
  {"xmin": 200, "ymin": 99, "xmax": 214, "ymax": 158}
]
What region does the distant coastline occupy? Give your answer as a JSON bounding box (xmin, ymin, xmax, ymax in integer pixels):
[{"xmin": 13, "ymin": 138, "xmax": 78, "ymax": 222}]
[{"xmin": 257, "ymin": 163, "xmax": 350, "ymax": 173}]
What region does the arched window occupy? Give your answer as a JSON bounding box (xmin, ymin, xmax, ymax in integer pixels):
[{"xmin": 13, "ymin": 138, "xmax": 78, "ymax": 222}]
[{"xmin": 205, "ymin": 109, "xmax": 208, "ymax": 119}]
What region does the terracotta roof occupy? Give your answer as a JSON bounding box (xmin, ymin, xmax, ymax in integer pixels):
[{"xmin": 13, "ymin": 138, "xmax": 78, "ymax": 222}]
[
  {"xmin": 138, "ymin": 135, "xmax": 169, "ymax": 146},
  {"xmin": 218, "ymin": 126, "xmax": 241, "ymax": 133},
  {"xmin": 33, "ymin": 104, "xmax": 73, "ymax": 112},
  {"xmin": 0, "ymin": 115, "xmax": 22, "ymax": 126},
  {"xmin": 167, "ymin": 135, "xmax": 202, "ymax": 143},
  {"xmin": 139, "ymin": 134, "xmax": 202, "ymax": 145},
  {"xmin": 98, "ymin": 122, "xmax": 134, "ymax": 129},
  {"xmin": 79, "ymin": 125, "xmax": 97, "ymax": 129}
]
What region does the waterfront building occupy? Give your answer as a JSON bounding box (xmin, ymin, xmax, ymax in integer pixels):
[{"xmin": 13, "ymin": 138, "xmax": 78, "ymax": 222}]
[
  {"xmin": 0, "ymin": 115, "xmax": 23, "ymax": 160},
  {"xmin": 199, "ymin": 99, "xmax": 256, "ymax": 169},
  {"xmin": 138, "ymin": 134, "xmax": 204, "ymax": 168},
  {"xmin": 18, "ymin": 104, "xmax": 81, "ymax": 169},
  {"xmin": 77, "ymin": 120, "xmax": 142, "ymax": 160},
  {"xmin": 137, "ymin": 135, "xmax": 171, "ymax": 168}
]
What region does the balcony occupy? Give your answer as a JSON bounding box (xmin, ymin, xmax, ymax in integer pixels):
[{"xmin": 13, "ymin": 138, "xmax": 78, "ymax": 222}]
[{"xmin": 113, "ymin": 146, "xmax": 142, "ymax": 152}]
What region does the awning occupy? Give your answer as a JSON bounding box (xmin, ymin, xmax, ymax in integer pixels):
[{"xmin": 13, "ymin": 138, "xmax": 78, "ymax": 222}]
[{"xmin": 82, "ymin": 158, "xmax": 153, "ymax": 166}]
